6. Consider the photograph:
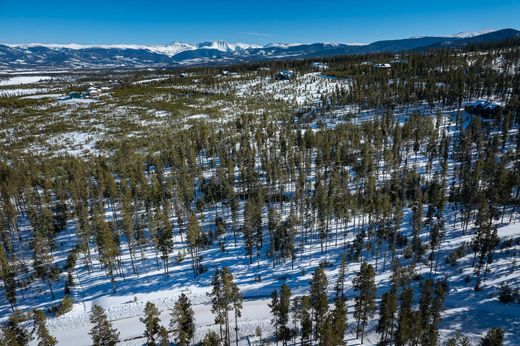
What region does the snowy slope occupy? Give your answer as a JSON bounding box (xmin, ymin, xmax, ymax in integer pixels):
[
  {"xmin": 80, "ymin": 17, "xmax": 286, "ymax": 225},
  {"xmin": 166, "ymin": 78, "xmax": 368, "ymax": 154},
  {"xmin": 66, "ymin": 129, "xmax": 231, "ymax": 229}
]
[{"xmin": 5, "ymin": 104, "xmax": 519, "ymax": 346}]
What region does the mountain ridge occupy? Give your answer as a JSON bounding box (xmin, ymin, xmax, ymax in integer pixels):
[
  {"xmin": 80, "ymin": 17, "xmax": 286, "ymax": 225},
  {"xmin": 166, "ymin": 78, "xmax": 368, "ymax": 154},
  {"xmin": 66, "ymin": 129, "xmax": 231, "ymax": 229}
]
[{"xmin": 1, "ymin": 29, "xmax": 519, "ymax": 70}]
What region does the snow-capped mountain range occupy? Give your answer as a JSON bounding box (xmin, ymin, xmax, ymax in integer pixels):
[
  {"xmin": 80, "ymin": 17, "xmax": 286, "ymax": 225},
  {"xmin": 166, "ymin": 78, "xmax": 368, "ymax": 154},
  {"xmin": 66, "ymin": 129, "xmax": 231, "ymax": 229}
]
[
  {"xmin": 447, "ymin": 30, "xmax": 495, "ymax": 38},
  {"xmin": 0, "ymin": 29, "xmax": 518, "ymax": 70},
  {"xmin": 3, "ymin": 40, "xmax": 262, "ymax": 56}
]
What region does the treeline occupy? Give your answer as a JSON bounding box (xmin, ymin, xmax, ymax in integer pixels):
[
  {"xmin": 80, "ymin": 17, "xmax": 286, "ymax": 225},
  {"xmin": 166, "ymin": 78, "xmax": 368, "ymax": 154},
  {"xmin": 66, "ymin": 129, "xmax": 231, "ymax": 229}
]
[{"xmin": 321, "ymin": 49, "xmax": 520, "ymax": 111}]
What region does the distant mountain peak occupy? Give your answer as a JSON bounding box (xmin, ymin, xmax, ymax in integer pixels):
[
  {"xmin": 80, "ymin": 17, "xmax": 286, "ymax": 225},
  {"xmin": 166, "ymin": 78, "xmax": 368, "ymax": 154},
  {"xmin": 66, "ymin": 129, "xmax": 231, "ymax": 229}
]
[
  {"xmin": 264, "ymin": 43, "xmax": 303, "ymax": 49},
  {"xmin": 150, "ymin": 42, "xmax": 196, "ymax": 57},
  {"xmin": 195, "ymin": 41, "xmax": 262, "ymax": 51},
  {"xmin": 448, "ymin": 29, "xmax": 495, "ymax": 38}
]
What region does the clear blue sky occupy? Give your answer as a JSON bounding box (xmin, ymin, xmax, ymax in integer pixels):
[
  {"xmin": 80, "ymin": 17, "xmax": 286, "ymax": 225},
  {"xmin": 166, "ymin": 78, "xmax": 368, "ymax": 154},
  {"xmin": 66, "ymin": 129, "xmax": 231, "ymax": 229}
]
[{"xmin": 0, "ymin": 0, "xmax": 519, "ymax": 45}]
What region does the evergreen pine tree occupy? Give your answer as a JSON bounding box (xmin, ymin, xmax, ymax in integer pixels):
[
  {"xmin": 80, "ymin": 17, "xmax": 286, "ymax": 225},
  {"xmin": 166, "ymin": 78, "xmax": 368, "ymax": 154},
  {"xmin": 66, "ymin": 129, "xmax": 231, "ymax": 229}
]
[
  {"xmin": 89, "ymin": 305, "xmax": 120, "ymax": 346},
  {"xmin": 334, "ymin": 254, "xmax": 347, "ymax": 299},
  {"xmin": 202, "ymin": 330, "xmax": 222, "ymax": 346},
  {"xmin": 158, "ymin": 326, "xmax": 170, "ymax": 346},
  {"xmin": 309, "ymin": 267, "xmax": 328, "ymax": 341},
  {"xmin": 270, "ymin": 284, "xmax": 292, "ymax": 345},
  {"xmin": 209, "ymin": 268, "xmax": 226, "ymax": 343},
  {"xmin": 0, "ymin": 245, "xmax": 17, "ymax": 311},
  {"xmin": 472, "ymin": 198, "xmax": 499, "ymax": 291},
  {"xmin": 419, "ymin": 279, "xmax": 447, "ymax": 346},
  {"xmin": 480, "ymin": 328, "xmax": 504, "ymax": 346},
  {"xmin": 320, "ymin": 296, "xmax": 347, "ymax": 346},
  {"xmin": 353, "ymin": 262, "xmax": 376, "ymax": 344},
  {"xmin": 269, "ymin": 289, "xmax": 280, "ymax": 343},
  {"xmin": 300, "ymin": 295, "xmax": 312, "ymax": 345},
  {"xmin": 395, "ymin": 287, "xmax": 414, "ymax": 346},
  {"xmin": 222, "ymin": 268, "xmax": 243, "ymax": 346},
  {"xmin": 170, "ymin": 293, "xmax": 195, "ymax": 346},
  {"xmin": 209, "ymin": 267, "xmax": 241, "ymax": 346},
  {"xmin": 140, "ymin": 301, "xmax": 162, "ymax": 345},
  {"xmin": 187, "ymin": 213, "xmax": 201, "ymax": 276},
  {"xmin": 94, "ymin": 212, "xmax": 119, "ymax": 294},
  {"xmin": 32, "ymin": 310, "xmax": 57, "ymax": 346},
  {"xmin": 446, "ymin": 331, "xmax": 471, "ymax": 346},
  {"xmin": 377, "ymin": 285, "xmax": 397, "ymax": 345},
  {"xmin": 1, "ymin": 311, "xmax": 31, "ymax": 346},
  {"xmin": 268, "ymin": 207, "xmax": 280, "ymax": 268},
  {"xmin": 155, "ymin": 212, "xmax": 173, "ymax": 276},
  {"xmin": 32, "ymin": 230, "xmax": 59, "ymax": 299}
]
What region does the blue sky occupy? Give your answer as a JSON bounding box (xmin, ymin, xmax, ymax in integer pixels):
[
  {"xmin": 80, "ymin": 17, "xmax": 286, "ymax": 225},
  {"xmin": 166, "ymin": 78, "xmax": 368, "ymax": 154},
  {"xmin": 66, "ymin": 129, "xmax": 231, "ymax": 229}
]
[{"xmin": 0, "ymin": 0, "xmax": 519, "ymax": 45}]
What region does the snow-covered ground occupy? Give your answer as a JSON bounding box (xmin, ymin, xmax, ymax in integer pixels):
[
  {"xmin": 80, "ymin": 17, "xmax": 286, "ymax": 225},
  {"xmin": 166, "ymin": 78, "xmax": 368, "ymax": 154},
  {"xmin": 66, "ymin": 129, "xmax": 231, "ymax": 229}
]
[
  {"xmin": 1, "ymin": 68, "xmax": 519, "ymax": 346},
  {"xmin": 25, "ymin": 204, "xmax": 520, "ymax": 345},
  {"xmin": 236, "ymin": 72, "xmax": 351, "ymax": 105},
  {"xmin": 132, "ymin": 76, "xmax": 171, "ymax": 85},
  {"xmin": 14, "ymin": 128, "xmax": 520, "ymax": 346},
  {"xmin": 20, "ymin": 93, "xmax": 63, "ymax": 100},
  {"xmin": 0, "ymin": 88, "xmax": 47, "ymax": 97},
  {"xmin": 0, "ymin": 75, "xmax": 52, "ymax": 86}
]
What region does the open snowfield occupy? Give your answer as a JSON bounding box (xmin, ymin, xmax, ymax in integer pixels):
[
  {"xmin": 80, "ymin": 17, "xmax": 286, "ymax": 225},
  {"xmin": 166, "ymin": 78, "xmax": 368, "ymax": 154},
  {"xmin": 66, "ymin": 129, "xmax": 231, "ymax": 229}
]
[{"xmin": 0, "ymin": 75, "xmax": 52, "ymax": 86}]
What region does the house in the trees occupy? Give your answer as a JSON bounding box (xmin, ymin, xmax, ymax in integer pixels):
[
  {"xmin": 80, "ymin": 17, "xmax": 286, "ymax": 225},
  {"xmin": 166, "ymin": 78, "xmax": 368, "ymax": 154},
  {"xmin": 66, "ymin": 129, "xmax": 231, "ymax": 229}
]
[
  {"xmin": 374, "ymin": 63, "xmax": 391, "ymax": 69},
  {"xmin": 275, "ymin": 69, "xmax": 295, "ymax": 80},
  {"xmin": 87, "ymin": 86, "xmax": 100, "ymax": 97},
  {"xmin": 390, "ymin": 55, "xmax": 407, "ymax": 64},
  {"xmin": 464, "ymin": 100, "xmax": 502, "ymax": 118},
  {"xmin": 311, "ymin": 62, "xmax": 329, "ymax": 70}
]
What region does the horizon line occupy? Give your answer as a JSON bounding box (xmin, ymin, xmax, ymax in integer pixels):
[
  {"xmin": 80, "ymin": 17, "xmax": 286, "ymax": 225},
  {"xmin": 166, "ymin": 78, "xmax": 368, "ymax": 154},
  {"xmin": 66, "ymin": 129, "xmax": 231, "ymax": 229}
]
[{"xmin": 1, "ymin": 28, "xmax": 515, "ymax": 47}]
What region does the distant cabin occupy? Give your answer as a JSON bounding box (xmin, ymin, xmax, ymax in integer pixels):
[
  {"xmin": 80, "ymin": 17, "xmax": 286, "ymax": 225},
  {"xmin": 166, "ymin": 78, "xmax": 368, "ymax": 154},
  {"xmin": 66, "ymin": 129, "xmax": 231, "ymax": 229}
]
[
  {"xmin": 87, "ymin": 87, "xmax": 100, "ymax": 97},
  {"xmin": 390, "ymin": 58, "xmax": 407, "ymax": 64},
  {"xmin": 464, "ymin": 100, "xmax": 501, "ymax": 118},
  {"xmin": 275, "ymin": 69, "xmax": 295, "ymax": 80},
  {"xmin": 389, "ymin": 54, "xmax": 407, "ymax": 64},
  {"xmin": 311, "ymin": 62, "xmax": 329, "ymax": 70},
  {"xmin": 374, "ymin": 63, "xmax": 391, "ymax": 69}
]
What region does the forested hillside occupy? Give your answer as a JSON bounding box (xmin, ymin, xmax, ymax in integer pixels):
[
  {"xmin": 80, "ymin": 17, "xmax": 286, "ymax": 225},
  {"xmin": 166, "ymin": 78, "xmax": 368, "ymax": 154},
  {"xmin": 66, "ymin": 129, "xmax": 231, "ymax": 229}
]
[{"xmin": 0, "ymin": 41, "xmax": 519, "ymax": 345}]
